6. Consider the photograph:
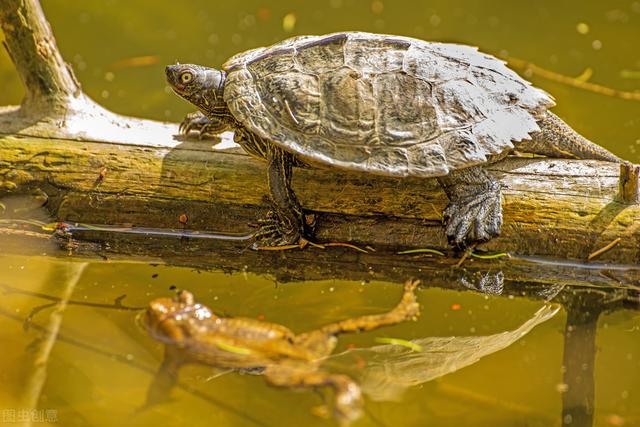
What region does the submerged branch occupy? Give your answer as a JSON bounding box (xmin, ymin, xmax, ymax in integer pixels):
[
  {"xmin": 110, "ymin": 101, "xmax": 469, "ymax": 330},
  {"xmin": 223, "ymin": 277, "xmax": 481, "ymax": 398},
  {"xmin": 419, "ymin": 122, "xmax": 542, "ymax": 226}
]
[
  {"xmin": 503, "ymin": 55, "xmax": 640, "ymax": 101},
  {"xmin": 19, "ymin": 262, "xmax": 87, "ymax": 419}
]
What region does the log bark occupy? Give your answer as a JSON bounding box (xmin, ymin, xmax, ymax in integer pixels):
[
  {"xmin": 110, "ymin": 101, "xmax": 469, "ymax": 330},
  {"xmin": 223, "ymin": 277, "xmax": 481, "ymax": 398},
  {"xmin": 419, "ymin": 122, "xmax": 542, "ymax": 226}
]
[{"xmin": 1, "ymin": 132, "xmax": 639, "ymax": 265}]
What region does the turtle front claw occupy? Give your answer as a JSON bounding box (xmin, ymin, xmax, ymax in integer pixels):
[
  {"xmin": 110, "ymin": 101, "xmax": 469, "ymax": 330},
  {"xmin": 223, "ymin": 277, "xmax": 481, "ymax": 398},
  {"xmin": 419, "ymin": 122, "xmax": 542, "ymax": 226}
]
[{"xmin": 179, "ymin": 111, "xmax": 223, "ymax": 139}]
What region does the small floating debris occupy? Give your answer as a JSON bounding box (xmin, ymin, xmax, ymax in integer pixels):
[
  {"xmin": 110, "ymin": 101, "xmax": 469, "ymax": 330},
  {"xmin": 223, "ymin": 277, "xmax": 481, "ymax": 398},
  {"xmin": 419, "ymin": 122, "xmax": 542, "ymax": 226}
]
[
  {"xmin": 282, "ymin": 12, "xmax": 296, "ymax": 32},
  {"xmin": 588, "ymin": 237, "xmax": 621, "ymax": 261},
  {"xmin": 254, "ymin": 238, "xmax": 368, "ymax": 253},
  {"xmin": 454, "ymin": 246, "xmax": 510, "ymax": 267},
  {"xmin": 455, "ymin": 249, "xmax": 471, "ymax": 267},
  {"xmin": 321, "ymin": 242, "xmax": 369, "ymax": 253},
  {"xmin": 254, "ymin": 244, "xmax": 301, "ymax": 251}
]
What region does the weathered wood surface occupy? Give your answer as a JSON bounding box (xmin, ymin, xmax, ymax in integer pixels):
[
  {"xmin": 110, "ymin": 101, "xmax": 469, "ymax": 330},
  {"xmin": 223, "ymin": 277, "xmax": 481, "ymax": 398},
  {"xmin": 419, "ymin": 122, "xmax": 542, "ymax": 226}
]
[{"xmin": 1, "ymin": 132, "xmax": 639, "ymax": 265}]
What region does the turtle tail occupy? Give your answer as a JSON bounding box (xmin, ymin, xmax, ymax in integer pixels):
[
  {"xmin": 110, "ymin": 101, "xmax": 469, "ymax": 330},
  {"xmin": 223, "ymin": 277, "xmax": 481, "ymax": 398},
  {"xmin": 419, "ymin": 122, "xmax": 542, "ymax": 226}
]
[{"xmin": 515, "ymin": 111, "xmax": 622, "ymax": 163}]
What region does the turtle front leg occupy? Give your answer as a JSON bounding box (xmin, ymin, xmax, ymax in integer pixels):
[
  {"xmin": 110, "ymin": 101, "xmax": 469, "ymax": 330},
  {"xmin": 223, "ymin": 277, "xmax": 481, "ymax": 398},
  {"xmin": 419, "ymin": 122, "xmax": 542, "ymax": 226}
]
[
  {"xmin": 437, "ymin": 166, "xmax": 503, "ymax": 247},
  {"xmin": 179, "ymin": 111, "xmax": 228, "ymax": 138},
  {"xmin": 253, "ymin": 146, "xmax": 314, "ymax": 248}
]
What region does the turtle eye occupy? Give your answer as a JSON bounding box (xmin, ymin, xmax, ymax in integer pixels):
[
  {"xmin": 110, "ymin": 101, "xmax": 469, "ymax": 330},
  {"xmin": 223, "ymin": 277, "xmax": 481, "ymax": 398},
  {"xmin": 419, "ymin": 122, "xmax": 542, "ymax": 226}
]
[{"xmin": 180, "ymin": 72, "xmax": 193, "ymax": 84}]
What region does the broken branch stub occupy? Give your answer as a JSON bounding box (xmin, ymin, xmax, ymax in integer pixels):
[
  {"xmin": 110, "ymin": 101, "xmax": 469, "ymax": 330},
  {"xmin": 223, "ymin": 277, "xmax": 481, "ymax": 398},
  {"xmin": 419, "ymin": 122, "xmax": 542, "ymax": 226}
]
[{"xmin": 618, "ymin": 162, "xmax": 640, "ymax": 204}]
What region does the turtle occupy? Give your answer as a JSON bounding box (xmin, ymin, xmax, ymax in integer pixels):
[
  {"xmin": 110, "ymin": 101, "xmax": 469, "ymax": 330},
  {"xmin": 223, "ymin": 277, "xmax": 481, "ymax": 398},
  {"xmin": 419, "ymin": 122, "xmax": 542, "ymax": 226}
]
[{"xmin": 165, "ymin": 31, "xmax": 621, "ymax": 248}]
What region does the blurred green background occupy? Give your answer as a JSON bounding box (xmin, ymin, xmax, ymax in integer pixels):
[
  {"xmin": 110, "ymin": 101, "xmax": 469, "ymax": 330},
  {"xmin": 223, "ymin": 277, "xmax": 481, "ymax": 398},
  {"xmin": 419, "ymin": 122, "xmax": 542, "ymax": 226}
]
[{"xmin": 1, "ymin": 0, "xmax": 639, "ymax": 160}]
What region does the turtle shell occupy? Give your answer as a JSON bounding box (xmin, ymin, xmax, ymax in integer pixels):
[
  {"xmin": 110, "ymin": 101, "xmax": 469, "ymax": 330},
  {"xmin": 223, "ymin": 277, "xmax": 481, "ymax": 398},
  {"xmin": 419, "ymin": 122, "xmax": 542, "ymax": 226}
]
[{"xmin": 222, "ymin": 32, "xmax": 554, "ymax": 177}]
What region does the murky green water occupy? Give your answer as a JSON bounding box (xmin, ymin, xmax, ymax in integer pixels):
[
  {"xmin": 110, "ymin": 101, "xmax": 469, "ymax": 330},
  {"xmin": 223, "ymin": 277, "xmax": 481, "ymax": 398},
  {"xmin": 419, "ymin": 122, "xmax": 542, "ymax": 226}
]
[
  {"xmin": 1, "ymin": 1, "xmax": 640, "ymax": 426},
  {"xmin": 0, "ymin": 251, "xmax": 639, "ymax": 427}
]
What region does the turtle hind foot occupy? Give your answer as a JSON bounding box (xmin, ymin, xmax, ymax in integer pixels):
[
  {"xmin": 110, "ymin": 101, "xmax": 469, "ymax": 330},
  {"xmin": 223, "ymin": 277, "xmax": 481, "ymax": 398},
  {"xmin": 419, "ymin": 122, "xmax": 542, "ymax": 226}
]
[
  {"xmin": 178, "ymin": 111, "xmax": 223, "ymax": 139},
  {"xmin": 444, "ymin": 185, "xmax": 502, "ymax": 247},
  {"xmin": 437, "ymin": 166, "xmax": 503, "ymax": 247}
]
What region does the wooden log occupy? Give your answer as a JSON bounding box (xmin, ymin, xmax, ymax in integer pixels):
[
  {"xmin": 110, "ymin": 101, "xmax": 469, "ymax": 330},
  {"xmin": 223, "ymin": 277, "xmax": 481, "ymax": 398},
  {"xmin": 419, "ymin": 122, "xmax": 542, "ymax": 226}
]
[
  {"xmin": 1, "ymin": 0, "xmax": 638, "ymax": 268},
  {"xmin": 1, "ymin": 132, "xmax": 639, "ymax": 265}
]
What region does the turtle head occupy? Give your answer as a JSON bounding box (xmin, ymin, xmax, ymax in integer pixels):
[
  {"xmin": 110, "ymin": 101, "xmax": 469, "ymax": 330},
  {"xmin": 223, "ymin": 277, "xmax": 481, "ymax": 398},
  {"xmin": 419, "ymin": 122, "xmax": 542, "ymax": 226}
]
[{"xmin": 165, "ymin": 64, "xmax": 228, "ymax": 115}]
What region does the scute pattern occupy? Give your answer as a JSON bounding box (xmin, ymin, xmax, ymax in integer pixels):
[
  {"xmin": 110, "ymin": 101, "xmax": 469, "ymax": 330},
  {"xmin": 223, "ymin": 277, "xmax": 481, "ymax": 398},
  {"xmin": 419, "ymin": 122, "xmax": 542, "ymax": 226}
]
[
  {"xmin": 344, "ymin": 36, "xmax": 409, "ymax": 73},
  {"xmin": 247, "ymin": 50, "xmax": 297, "ymax": 76},
  {"xmin": 435, "ymin": 79, "xmax": 496, "ymax": 129},
  {"xmin": 257, "ymin": 73, "xmax": 321, "ymax": 134},
  {"xmin": 296, "ymin": 33, "xmax": 347, "ymax": 73},
  {"xmin": 374, "ymin": 73, "xmax": 438, "ymax": 145},
  {"xmin": 223, "ymin": 32, "xmax": 555, "ymax": 177},
  {"xmin": 319, "ymin": 67, "xmax": 375, "ymax": 144}
]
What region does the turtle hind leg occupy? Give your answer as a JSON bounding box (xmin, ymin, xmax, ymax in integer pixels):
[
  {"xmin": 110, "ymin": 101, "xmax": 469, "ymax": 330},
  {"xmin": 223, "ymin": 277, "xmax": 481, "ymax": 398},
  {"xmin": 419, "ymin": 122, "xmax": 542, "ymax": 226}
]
[
  {"xmin": 253, "ymin": 145, "xmax": 314, "ymax": 248},
  {"xmin": 437, "ymin": 166, "xmax": 503, "ymax": 247},
  {"xmin": 517, "ymin": 111, "xmax": 621, "ymax": 162}
]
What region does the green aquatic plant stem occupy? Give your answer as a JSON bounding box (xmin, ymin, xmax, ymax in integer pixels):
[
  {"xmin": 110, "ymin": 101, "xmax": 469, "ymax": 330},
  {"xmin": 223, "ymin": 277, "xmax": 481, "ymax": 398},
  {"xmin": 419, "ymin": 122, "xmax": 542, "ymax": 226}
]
[
  {"xmin": 468, "ymin": 251, "xmax": 511, "ymax": 260},
  {"xmin": 397, "ymin": 248, "xmax": 445, "ymax": 256},
  {"xmin": 215, "ymin": 341, "xmax": 253, "ymax": 355},
  {"xmin": 374, "ymin": 337, "xmax": 423, "ymax": 352}
]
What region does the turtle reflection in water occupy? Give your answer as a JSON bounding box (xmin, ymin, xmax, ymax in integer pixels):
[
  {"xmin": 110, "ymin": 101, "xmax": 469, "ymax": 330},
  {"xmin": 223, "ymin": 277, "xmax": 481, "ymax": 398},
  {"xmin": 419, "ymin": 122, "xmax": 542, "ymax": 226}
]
[
  {"xmin": 166, "ymin": 32, "xmax": 621, "ymax": 249},
  {"xmin": 143, "ymin": 279, "xmax": 420, "ymax": 423}
]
